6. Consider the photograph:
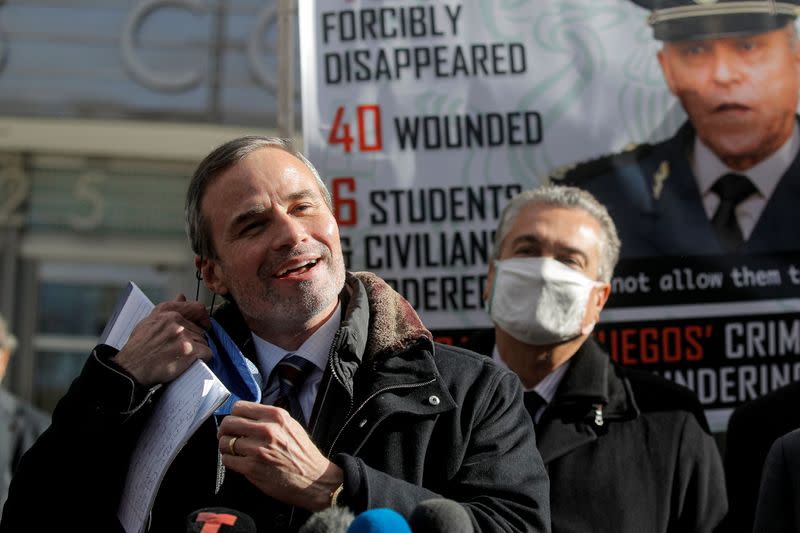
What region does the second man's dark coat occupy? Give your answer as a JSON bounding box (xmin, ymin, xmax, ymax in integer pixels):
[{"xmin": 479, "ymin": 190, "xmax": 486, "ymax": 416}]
[{"xmin": 468, "ymin": 333, "xmax": 727, "ymax": 533}]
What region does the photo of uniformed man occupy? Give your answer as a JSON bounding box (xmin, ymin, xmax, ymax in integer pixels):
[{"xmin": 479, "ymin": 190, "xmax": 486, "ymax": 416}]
[{"xmin": 557, "ymin": 0, "xmax": 800, "ymax": 257}]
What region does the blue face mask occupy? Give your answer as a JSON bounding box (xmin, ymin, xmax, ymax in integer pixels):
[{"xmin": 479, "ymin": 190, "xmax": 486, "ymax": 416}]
[
  {"xmin": 487, "ymin": 257, "xmax": 599, "ymax": 346},
  {"xmin": 206, "ymin": 319, "xmax": 262, "ymax": 415}
]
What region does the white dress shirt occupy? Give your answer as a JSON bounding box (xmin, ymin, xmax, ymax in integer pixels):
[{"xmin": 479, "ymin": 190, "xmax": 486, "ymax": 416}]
[
  {"xmin": 692, "ymin": 123, "xmax": 799, "ymax": 240},
  {"xmin": 251, "ymin": 303, "xmax": 341, "ymax": 422},
  {"xmin": 493, "ymin": 345, "xmax": 571, "ymax": 423}
]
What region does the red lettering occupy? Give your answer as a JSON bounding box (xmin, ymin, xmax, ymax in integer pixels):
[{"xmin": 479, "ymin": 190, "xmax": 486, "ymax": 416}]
[
  {"xmin": 328, "ymin": 106, "xmax": 354, "ymax": 152},
  {"xmin": 357, "ymin": 105, "xmax": 383, "ymax": 151},
  {"xmin": 331, "ymin": 177, "xmax": 357, "ymax": 226},
  {"xmin": 685, "ymin": 325, "xmax": 704, "ymax": 361},
  {"xmin": 639, "ymin": 328, "xmax": 659, "ymax": 364},
  {"xmin": 599, "ymin": 323, "xmax": 711, "ymax": 365},
  {"xmin": 621, "ymin": 329, "xmax": 638, "ymax": 365},
  {"xmin": 195, "ymin": 512, "xmax": 237, "ymax": 533}
]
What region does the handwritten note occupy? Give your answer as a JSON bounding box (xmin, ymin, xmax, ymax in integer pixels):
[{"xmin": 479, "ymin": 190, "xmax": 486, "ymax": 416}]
[
  {"xmin": 103, "ymin": 282, "xmax": 231, "ymax": 533},
  {"xmin": 118, "ymin": 360, "xmax": 229, "ymax": 533}
]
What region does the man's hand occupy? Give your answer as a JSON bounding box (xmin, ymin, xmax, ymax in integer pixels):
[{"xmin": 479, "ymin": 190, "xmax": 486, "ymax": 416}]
[
  {"xmin": 111, "ymin": 294, "xmax": 212, "ymax": 386},
  {"xmin": 218, "ymin": 401, "xmax": 344, "ymax": 511}
]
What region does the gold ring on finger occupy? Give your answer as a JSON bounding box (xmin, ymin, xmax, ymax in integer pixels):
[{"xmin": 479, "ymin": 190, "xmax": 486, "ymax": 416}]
[{"xmin": 229, "ymin": 436, "xmax": 241, "ymax": 456}]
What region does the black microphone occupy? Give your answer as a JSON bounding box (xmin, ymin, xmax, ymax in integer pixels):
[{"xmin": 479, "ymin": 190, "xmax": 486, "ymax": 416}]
[
  {"xmin": 186, "ymin": 507, "xmax": 257, "ymax": 533},
  {"xmin": 408, "ymin": 499, "xmax": 474, "ymax": 533},
  {"xmin": 299, "ymin": 505, "xmax": 356, "ymax": 533}
]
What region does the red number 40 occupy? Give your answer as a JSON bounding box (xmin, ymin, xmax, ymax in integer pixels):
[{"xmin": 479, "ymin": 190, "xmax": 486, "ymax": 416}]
[{"xmin": 328, "ymin": 105, "xmax": 383, "ymax": 153}]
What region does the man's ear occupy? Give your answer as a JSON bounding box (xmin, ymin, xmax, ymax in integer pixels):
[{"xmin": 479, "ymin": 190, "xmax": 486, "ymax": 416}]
[
  {"xmin": 793, "ymin": 32, "xmax": 800, "ymax": 86},
  {"xmin": 656, "ymin": 47, "xmax": 677, "ymax": 95},
  {"xmin": 195, "ymin": 255, "xmax": 229, "ymax": 296},
  {"xmin": 581, "ymin": 282, "xmax": 610, "ymax": 334},
  {"xmin": 483, "ymin": 261, "xmax": 496, "ymax": 303},
  {"xmin": 590, "ymin": 282, "xmax": 612, "ymax": 320},
  {"xmin": 0, "ymin": 348, "xmax": 10, "ymax": 382}
]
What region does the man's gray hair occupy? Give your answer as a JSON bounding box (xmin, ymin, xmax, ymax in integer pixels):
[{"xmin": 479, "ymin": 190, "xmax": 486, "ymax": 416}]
[
  {"xmin": 0, "ymin": 314, "xmax": 17, "ymax": 353},
  {"xmin": 185, "ymin": 136, "xmax": 332, "ymax": 259},
  {"xmin": 492, "ymin": 184, "xmax": 621, "ymax": 282}
]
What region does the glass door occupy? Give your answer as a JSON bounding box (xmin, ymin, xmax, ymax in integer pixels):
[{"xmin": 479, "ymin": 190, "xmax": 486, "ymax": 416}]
[{"xmin": 28, "ymin": 261, "xmax": 172, "ymax": 413}]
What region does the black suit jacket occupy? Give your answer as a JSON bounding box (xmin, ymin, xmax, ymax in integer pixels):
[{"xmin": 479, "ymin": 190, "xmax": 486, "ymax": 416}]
[
  {"xmin": 722, "ymin": 381, "xmax": 800, "ymax": 533},
  {"xmin": 753, "ymin": 427, "xmax": 800, "ymax": 533}
]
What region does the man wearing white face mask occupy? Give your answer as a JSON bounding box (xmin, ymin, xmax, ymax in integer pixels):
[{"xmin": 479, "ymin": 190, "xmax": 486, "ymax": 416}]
[{"xmin": 470, "ymin": 184, "xmax": 727, "ymax": 533}]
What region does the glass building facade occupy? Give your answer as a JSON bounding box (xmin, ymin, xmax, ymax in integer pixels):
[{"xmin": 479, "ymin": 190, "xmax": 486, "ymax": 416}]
[{"xmin": 0, "ymin": 0, "xmax": 299, "ymax": 411}]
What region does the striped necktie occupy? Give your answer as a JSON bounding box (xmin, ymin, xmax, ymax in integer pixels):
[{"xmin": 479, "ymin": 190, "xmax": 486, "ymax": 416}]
[{"xmin": 269, "ymin": 354, "xmax": 315, "ymax": 427}]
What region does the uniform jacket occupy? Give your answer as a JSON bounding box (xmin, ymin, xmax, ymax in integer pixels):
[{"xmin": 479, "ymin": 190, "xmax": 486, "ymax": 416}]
[
  {"xmin": 0, "ymin": 272, "xmax": 550, "ymax": 533},
  {"xmin": 467, "ymin": 332, "xmax": 727, "ymax": 533},
  {"xmin": 0, "ymin": 387, "xmax": 49, "ymax": 514},
  {"xmin": 558, "ymin": 120, "xmax": 800, "ymax": 258},
  {"xmin": 752, "ymin": 427, "xmax": 800, "ymax": 533}
]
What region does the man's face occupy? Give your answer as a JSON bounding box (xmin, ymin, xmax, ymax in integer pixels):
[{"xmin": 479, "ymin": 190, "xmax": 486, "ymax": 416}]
[
  {"xmin": 199, "ymin": 147, "xmax": 345, "ymax": 340},
  {"xmin": 658, "ymin": 25, "xmax": 800, "ymax": 169},
  {"xmin": 486, "ymin": 203, "xmax": 610, "ymax": 326},
  {"xmin": 0, "ymin": 347, "xmax": 9, "ymax": 382}
]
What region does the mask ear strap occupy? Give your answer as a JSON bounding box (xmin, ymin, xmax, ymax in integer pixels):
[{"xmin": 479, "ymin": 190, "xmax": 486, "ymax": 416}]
[
  {"xmin": 195, "ymin": 256, "xmax": 218, "ymax": 315},
  {"xmin": 195, "ymin": 261, "xmax": 203, "ymax": 302}
]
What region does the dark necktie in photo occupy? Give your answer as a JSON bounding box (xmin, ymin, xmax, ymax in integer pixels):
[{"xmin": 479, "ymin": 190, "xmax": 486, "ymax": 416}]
[{"xmin": 711, "ymin": 173, "xmax": 757, "ymax": 251}]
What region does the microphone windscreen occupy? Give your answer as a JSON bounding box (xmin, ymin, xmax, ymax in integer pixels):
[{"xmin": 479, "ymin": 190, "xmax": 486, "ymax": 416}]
[
  {"xmin": 299, "ymin": 505, "xmax": 356, "ymax": 533},
  {"xmin": 408, "ymin": 498, "xmax": 474, "ymax": 533},
  {"xmin": 186, "ymin": 507, "xmax": 257, "ymax": 533},
  {"xmin": 346, "ymin": 508, "xmax": 411, "ymax": 533}
]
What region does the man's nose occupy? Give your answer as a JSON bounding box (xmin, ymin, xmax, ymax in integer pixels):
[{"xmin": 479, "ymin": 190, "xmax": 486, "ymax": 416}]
[
  {"xmin": 270, "ymin": 212, "xmax": 308, "ymax": 249},
  {"xmin": 711, "ymin": 47, "xmax": 742, "ymax": 85}
]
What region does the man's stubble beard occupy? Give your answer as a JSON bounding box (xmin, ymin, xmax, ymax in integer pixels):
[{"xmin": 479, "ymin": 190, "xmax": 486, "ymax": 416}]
[{"xmin": 249, "ymin": 251, "xmax": 346, "ymax": 329}]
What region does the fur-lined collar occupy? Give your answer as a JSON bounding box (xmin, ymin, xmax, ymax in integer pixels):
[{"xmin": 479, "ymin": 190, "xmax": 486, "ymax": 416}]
[
  {"xmin": 349, "ymin": 271, "xmax": 432, "ymax": 362},
  {"xmin": 211, "ymin": 271, "xmax": 433, "ymax": 363}
]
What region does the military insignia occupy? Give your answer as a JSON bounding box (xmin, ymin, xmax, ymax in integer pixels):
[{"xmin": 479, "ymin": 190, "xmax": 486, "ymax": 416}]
[
  {"xmin": 547, "ymin": 162, "xmax": 577, "ymax": 182},
  {"xmin": 551, "ymin": 143, "xmax": 644, "ymax": 184},
  {"xmin": 621, "ymin": 142, "xmax": 639, "ymax": 152},
  {"xmin": 652, "ymin": 160, "xmax": 669, "ymax": 199}
]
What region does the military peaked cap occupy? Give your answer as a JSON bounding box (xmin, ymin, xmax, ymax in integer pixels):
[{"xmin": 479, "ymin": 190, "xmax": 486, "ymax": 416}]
[{"xmin": 632, "ymin": 0, "xmax": 800, "ymax": 41}]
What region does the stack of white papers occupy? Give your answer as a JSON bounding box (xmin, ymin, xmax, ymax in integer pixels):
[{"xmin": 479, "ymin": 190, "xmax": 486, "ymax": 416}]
[{"xmin": 104, "ymin": 282, "xmax": 231, "ymax": 533}]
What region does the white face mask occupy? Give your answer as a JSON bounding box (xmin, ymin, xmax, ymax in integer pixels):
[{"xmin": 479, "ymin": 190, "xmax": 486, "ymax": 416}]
[{"xmin": 487, "ymin": 256, "xmax": 600, "ymax": 346}]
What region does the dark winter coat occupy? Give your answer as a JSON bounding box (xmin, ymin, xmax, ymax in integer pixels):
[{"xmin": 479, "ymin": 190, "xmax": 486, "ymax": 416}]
[
  {"xmin": 722, "ymin": 381, "xmax": 800, "ymax": 533},
  {"xmin": 0, "ymin": 387, "xmax": 49, "ymax": 514},
  {"xmin": 468, "ymin": 333, "xmax": 727, "ymax": 533},
  {"xmin": 0, "ymin": 272, "xmax": 550, "ymax": 532},
  {"xmin": 752, "ymin": 427, "xmax": 800, "ymax": 533}
]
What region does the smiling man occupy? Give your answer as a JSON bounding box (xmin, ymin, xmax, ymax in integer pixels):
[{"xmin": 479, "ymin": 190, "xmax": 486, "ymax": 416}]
[
  {"xmin": 558, "ymin": 0, "xmax": 800, "ymax": 256},
  {"xmin": 0, "ymin": 137, "xmax": 550, "ymax": 532}
]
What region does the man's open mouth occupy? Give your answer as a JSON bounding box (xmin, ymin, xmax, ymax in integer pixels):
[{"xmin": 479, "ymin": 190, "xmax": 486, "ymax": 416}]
[{"xmin": 275, "ymin": 259, "xmax": 319, "ymax": 278}]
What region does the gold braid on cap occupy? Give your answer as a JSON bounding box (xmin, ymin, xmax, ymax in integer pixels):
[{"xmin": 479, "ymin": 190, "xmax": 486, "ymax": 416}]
[{"xmin": 648, "ymin": 1, "xmax": 799, "ymax": 25}]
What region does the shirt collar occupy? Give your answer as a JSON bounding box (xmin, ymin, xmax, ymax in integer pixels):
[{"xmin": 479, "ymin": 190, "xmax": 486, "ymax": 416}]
[
  {"xmin": 492, "ymin": 345, "xmax": 571, "ymax": 405},
  {"xmin": 693, "ymin": 122, "xmax": 799, "ymax": 199},
  {"xmin": 251, "ymin": 303, "xmax": 342, "ymax": 380}
]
